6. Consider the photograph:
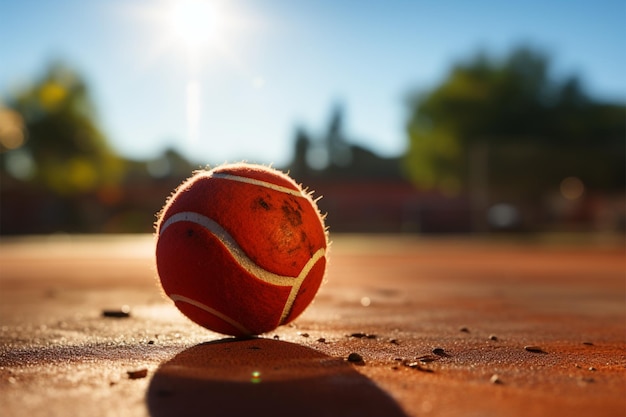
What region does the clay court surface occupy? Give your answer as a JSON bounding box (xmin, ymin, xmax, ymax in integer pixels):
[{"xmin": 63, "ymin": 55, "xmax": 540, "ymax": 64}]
[{"xmin": 0, "ymin": 234, "xmax": 624, "ymax": 417}]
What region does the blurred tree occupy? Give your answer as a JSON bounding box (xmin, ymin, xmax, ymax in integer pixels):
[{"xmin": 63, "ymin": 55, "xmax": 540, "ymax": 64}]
[
  {"xmin": 1, "ymin": 61, "xmax": 129, "ymax": 233},
  {"xmin": 289, "ymin": 126, "xmax": 313, "ymax": 180},
  {"xmin": 1, "ymin": 61, "xmax": 204, "ymax": 234},
  {"xmin": 288, "ymin": 104, "xmax": 404, "ymax": 181},
  {"xmin": 404, "ymin": 46, "xmax": 625, "ymax": 199},
  {"xmin": 3, "ymin": 61, "xmax": 124, "ymax": 195}
]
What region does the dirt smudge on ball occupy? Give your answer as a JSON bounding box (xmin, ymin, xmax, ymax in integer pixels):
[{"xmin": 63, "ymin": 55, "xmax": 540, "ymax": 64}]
[
  {"xmin": 282, "ymin": 200, "xmax": 303, "ymax": 226},
  {"xmin": 253, "ymin": 196, "xmax": 272, "ymax": 211}
]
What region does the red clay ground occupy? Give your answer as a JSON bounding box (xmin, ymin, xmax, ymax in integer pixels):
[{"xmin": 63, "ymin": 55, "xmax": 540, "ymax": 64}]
[{"xmin": 0, "ymin": 234, "xmax": 624, "ymax": 417}]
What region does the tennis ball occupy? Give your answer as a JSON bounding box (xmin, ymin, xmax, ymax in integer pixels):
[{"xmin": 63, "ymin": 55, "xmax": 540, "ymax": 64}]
[{"xmin": 155, "ymin": 162, "xmax": 328, "ymax": 337}]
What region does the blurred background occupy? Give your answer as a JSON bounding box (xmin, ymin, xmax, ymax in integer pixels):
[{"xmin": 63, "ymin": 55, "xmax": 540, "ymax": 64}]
[{"xmin": 1, "ymin": 0, "xmax": 624, "ymax": 236}]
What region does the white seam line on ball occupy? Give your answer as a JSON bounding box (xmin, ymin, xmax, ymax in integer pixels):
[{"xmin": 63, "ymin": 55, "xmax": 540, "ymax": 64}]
[
  {"xmin": 160, "ymin": 211, "xmax": 326, "ymax": 325},
  {"xmin": 169, "ymin": 294, "xmax": 253, "ymax": 336},
  {"xmin": 211, "ymin": 173, "xmax": 303, "ymax": 197},
  {"xmin": 277, "ymin": 248, "xmax": 325, "ymax": 324}
]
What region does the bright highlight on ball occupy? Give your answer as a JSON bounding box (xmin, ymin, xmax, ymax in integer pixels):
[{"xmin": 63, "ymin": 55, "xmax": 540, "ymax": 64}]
[{"xmin": 155, "ymin": 163, "xmax": 328, "ymax": 337}]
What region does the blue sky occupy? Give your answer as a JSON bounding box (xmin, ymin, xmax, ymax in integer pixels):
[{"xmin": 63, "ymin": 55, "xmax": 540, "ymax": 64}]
[{"xmin": 2, "ymin": 0, "xmax": 624, "ymax": 167}]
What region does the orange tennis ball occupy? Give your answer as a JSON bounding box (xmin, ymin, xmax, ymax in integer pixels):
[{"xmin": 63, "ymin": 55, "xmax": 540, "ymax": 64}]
[{"xmin": 155, "ymin": 163, "xmax": 328, "ymax": 337}]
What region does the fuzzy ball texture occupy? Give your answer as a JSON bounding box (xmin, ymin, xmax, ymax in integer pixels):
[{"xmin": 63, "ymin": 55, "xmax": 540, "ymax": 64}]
[{"xmin": 155, "ymin": 163, "xmax": 328, "ymax": 337}]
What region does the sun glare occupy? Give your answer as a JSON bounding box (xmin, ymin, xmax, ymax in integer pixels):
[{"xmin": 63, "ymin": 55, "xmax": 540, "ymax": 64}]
[
  {"xmin": 118, "ymin": 0, "xmax": 259, "ymax": 70},
  {"xmin": 117, "ymin": 0, "xmax": 261, "ymax": 147},
  {"xmin": 169, "ymin": 0, "xmax": 221, "ymax": 51},
  {"xmin": 186, "ymin": 80, "xmax": 201, "ymax": 144}
]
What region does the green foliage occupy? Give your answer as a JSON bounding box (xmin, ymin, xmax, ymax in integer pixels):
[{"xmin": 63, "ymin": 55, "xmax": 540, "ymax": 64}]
[
  {"xmin": 5, "ymin": 62, "xmax": 124, "ymax": 194},
  {"xmin": 405, "ymin": 46, "xmax": 625, "ymax": 195}
]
